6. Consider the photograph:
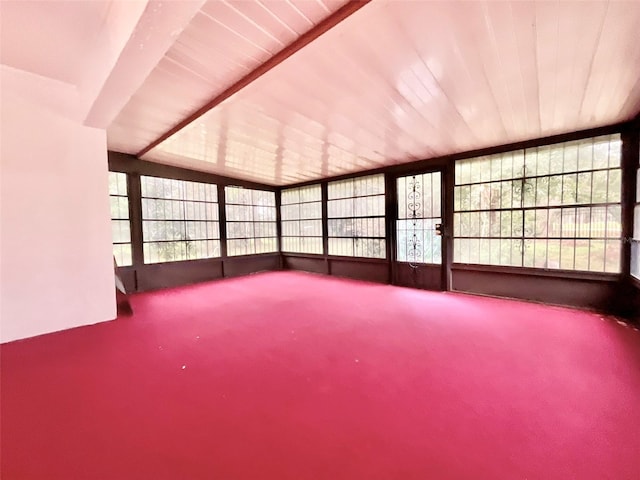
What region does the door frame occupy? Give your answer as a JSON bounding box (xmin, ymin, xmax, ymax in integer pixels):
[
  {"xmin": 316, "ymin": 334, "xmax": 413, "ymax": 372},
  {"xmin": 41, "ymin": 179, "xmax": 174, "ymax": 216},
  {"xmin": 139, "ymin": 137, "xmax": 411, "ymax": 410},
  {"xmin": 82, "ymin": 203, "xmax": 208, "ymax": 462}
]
[{"xmin": 387, "ymin": 164, "xmax": 452, "ymax": 291}]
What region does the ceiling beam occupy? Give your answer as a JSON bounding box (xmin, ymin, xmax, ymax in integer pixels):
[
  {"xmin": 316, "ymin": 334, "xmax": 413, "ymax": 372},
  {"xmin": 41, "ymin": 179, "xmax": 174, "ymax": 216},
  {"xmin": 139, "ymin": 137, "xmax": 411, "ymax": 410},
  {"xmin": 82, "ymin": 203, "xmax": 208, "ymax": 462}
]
[
  {"xmin": 137, "ymin": 0, "xmax": 372, "ymax": 158},
  {"xmin": 84, "ymin": 0, "xmax": 207, "ymax": 129}
]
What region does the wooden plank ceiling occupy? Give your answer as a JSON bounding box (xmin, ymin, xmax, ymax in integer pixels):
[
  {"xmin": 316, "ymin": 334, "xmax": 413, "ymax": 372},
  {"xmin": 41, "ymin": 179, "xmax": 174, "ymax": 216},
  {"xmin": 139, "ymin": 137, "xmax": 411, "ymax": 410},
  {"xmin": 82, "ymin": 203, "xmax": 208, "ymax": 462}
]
[{"xmin": 108, "ymin": 0, "xmax": 640, "ymax": 186}]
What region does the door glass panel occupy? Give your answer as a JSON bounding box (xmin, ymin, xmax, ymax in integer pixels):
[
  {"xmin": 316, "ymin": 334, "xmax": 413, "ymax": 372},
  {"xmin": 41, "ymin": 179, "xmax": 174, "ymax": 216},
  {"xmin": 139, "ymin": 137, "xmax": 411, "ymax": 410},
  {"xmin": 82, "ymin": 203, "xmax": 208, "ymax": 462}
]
[{"xmin": 396, "ymin": 172, "xmax": 442, "ymax": 264}]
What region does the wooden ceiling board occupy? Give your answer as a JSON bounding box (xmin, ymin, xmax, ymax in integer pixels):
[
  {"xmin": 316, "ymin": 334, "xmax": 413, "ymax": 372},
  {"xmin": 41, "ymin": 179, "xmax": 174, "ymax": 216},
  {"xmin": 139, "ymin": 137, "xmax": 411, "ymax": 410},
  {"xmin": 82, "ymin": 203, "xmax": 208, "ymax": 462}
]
[
  {"xmin": 106, "ymin": 1, "xmax": 640, "ymax": 185},
  {"xmin": 107, "ymin": 0, "xmax": 352, "ymax": 154}
]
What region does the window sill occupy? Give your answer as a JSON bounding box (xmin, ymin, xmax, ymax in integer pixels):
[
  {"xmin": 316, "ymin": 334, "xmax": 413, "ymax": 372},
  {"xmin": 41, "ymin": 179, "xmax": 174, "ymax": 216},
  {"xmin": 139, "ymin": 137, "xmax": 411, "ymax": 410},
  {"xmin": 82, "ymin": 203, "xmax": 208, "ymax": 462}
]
[
  {"xmin": 451, "ymin": 263, "xmax": 620, "ymax": 282},
  {"xmin": 282, "ymin": 252, "xmax": 388, "ymax": 264}
]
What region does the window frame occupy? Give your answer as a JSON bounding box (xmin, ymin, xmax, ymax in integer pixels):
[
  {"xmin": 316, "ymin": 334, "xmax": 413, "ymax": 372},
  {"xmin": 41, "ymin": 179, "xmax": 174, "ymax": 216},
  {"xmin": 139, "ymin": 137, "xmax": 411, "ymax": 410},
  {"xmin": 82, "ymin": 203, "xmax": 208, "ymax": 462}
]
[
  {"xmin": 281, "ymin": 184, "xmax": 323, "ymax": 255},
  {"xmin": 109, "ymin": 171, "xmax": 133, "ymax": 267},
  {"xmin": 140, "ymin": 175, "xmax": 221, "ymax": 264},
  {"xmin": 327, "ymin": 174, "xmax": 386, "ymax": 259},
  {"xmin": 453, "ymin": 134, "xmax": 623, "ymax": 275},
  {"xmin": 225, "ymin": 186, "xmax": 278, "ymax": 257}
]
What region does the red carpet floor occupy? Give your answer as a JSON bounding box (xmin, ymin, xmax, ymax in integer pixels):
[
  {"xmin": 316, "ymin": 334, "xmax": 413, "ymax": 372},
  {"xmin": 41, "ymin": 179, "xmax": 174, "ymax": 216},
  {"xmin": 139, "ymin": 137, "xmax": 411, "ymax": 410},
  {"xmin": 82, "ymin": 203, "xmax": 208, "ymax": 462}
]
[{"xmin": 2, "ymin": 271, "xmax": 640, "ymax": 479}]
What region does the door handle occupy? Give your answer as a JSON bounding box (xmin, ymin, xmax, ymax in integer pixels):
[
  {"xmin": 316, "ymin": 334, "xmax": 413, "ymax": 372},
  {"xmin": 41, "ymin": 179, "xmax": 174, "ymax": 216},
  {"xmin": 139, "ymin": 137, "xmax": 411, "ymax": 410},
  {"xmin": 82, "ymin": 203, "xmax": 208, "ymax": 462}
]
[{"xmin": 435, "ymin": 223, "xmax": 444, "ymax": 236}]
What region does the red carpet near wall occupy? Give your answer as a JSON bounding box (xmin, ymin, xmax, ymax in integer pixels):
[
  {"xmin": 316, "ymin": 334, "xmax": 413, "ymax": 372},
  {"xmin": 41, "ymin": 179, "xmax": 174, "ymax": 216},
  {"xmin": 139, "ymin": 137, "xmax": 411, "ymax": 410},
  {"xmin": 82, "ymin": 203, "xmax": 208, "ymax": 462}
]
[{"xmin": 2, "ymin": 271, "xmax": 640, "ymax": 479}]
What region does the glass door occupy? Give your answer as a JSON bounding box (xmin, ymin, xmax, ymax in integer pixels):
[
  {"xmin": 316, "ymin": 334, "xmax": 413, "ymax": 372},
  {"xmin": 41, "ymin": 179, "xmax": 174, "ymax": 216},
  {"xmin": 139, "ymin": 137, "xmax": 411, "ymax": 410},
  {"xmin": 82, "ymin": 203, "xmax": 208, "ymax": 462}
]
[{"xmin": 394, "ymin": 171, "xmax": 445, "ymax": 290}]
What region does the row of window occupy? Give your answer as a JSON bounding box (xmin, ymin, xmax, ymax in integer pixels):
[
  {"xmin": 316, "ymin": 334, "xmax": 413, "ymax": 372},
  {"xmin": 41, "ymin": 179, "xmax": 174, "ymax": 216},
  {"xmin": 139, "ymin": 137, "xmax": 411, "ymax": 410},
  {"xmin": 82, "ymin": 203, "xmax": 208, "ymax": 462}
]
[
  {"xmin": 280, "ymin": 177, "xmax": 388, "ymax": 258},
  {"xmin": 109, "ymin": 174, "xmax": 277, "ymax": 265},
  {"xmin": 110, "ymin": 133, "xmax": 638, "ymax": 276}
]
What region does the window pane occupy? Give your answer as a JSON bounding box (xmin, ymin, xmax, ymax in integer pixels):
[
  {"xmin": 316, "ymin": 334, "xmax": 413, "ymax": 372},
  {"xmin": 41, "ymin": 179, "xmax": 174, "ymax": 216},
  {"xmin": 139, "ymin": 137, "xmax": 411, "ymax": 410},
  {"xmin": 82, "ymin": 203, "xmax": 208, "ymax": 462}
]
[
  {"xmin": 143, "ymin": 241, "xmax": 188, "ymax": 264},
  {"xmin": 111, "ymin": 220, "xmax": 129, "ymax": 243},
  {"xmin": 533, "ymin": 239, "xmax": 548, "ymax": 268},
  {"xmin": 560, "ymin": 239, "xmax": 575, "ymax": 270},
  {"xmin": 605, "ymin": 240, "xmax": 620, "ymax": 273},
  {"xmin": 113, "ymin": 244, "xmax": 132, "ymax": 268},
  {"xmin": 607, "ymin": 170, "xmax": 621, "ymax": 203},
  {"xmin": 109, "ymin": 171, "xmax": 127, "ymax": 196},
  {"xmin": 574, "ymin": 240, "xmax": 590, "ymax": 271},
  {"xmin": 631, "ymin": 241, "xmax": 640, "ymax": 279}
]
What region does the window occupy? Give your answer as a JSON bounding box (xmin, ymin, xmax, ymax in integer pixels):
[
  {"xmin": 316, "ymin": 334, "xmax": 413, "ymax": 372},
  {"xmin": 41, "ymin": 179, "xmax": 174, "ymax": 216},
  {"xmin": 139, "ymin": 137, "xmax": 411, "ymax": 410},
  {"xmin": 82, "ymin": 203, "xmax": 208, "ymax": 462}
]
[
  {"xmin": 454, "ymin": 134, "xmax": 622, "ymax": 273},
  {"xmin": 225, "ymin": 187, "xmax": 277, "ymax": 256},
  {"xmin": 327, "ymin": 174, "xmax": 385, "ymax": 258},
  {"xmin": 397, "ymin": 172, "xmax": 442, "ymax": 264},
  {"xmin": 281, "ymin": 185, "xmax": 323, "ymax": 254},
  {"xmin": 632, "ymin": 137, "xmax": 640, "ymax": 279},
  {"xmin": 109, "ymin": 172, "xmax": 132, "ymax": 266},
  {"xmin": 141, "ymin": 176, "xmax": 220, "ymax": 264}
]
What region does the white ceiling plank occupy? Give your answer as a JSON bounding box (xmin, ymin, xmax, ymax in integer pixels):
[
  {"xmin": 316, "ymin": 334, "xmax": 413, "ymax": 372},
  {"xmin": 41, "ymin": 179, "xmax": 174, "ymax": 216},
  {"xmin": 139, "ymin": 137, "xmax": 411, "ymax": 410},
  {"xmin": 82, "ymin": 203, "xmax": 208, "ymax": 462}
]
[
  {"xmin": 106, "ymin": 0, "xmax": 640, "ymax": 185},
  {"xmin": 107, "ymin": 0, "xmax": 351, "ymax": 156},
  {"xmin": 551, "ymin": 0, "xmax": 608, "ymax": 133},
  {"xmin": 590, "ymin": 1, "xmax": 640, "ymax": 122},
  {"xmin": 534, "ymin": 0, "xmax": 561, "ymax": 136},
  {"xmin": 510, "ymin": 0, "xmax": 541, "ymax": 135}
]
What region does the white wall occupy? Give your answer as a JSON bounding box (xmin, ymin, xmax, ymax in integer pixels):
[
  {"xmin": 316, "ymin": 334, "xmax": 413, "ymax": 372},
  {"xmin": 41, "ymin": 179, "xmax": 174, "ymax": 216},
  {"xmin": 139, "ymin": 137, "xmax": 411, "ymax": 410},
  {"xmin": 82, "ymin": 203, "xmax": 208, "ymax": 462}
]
[
  {"xmin": 0, "ymin": 67, "xmax": 116, "ymax": 343},
  {"xmin": 0, "ymin": 1, "xmax": 209, "ymax": 342}
]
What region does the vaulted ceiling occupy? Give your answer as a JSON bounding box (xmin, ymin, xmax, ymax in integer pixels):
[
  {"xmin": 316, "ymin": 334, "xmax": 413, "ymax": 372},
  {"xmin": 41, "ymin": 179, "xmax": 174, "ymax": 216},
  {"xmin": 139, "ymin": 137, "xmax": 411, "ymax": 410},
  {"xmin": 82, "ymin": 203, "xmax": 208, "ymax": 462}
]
[{"xmin": 3, "ymin": 1, "xmax": 640, "ymax": 186}]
